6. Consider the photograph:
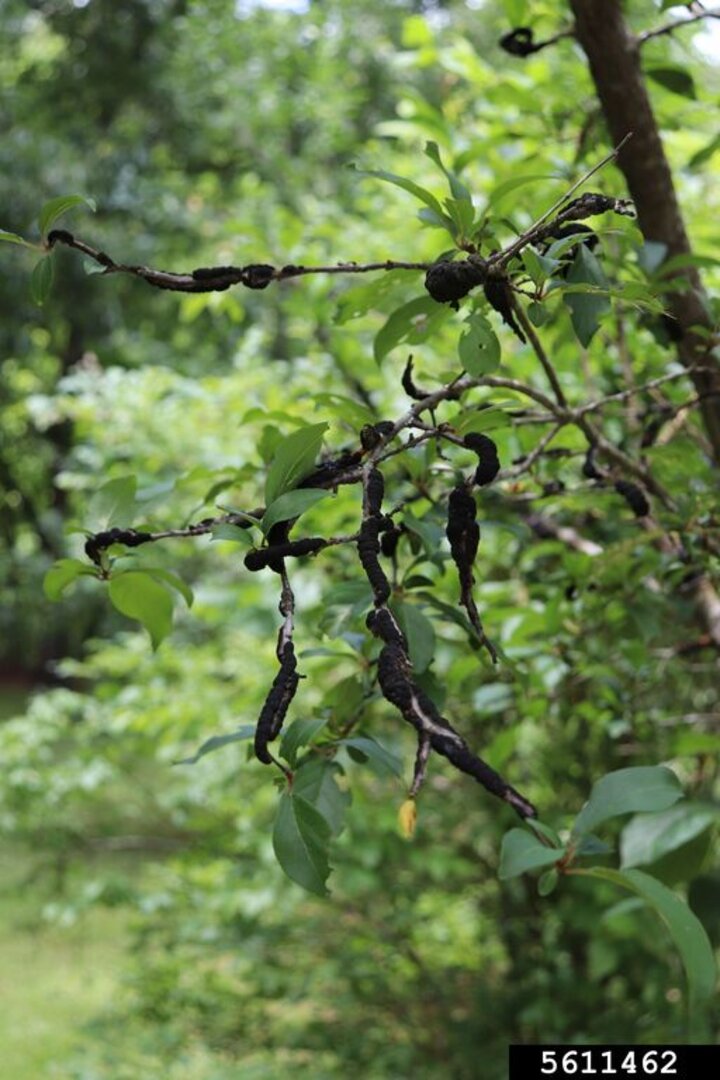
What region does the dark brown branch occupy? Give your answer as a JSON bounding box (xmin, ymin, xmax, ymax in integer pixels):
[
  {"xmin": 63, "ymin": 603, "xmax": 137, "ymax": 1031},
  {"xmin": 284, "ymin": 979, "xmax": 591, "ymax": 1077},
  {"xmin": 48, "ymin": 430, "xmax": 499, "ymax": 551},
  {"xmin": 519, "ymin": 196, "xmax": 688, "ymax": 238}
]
[
  {"xmin": 366, "ymin": 608, "xmax": 537, "ymax": 818},
  {"xmin": 46, "ymin": 230, "xmax": 428, "ymax": 293},
  {"xmin": 499, "ymin": 26, "xmax": 575, "ymax": 57},
  {"xmin": 254, "ymin": 566, "xmax": 299, "ymax": 775},
  {"xmin": 569, "ymin": 0, "xmax": 720, "ymax": 463}
]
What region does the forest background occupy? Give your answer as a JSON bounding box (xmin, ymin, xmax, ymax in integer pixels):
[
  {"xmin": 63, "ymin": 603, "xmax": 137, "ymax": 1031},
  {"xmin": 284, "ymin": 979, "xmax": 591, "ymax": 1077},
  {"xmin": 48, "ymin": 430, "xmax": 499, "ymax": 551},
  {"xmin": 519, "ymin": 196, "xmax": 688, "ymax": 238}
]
[{"xmin": 1, "ymin": 1, "xmax": 719, "ymax": 1077}]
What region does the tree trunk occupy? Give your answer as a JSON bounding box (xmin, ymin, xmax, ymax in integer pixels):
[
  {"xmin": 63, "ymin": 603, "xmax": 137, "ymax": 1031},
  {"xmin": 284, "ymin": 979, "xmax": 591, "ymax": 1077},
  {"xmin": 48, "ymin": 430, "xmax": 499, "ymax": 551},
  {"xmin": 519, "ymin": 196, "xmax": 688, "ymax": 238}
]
[{"xmin": 569, "ymin": 0, "xmax": 720, "ymax": 463}]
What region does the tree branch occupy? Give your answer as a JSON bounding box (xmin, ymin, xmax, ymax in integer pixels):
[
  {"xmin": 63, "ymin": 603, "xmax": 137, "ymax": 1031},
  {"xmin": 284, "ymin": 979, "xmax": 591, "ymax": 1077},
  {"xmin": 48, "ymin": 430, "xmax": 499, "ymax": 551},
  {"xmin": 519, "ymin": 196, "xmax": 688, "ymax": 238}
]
[{"xmin": 638, "ymin": 7, "xmax": 720, "ymax": 46}]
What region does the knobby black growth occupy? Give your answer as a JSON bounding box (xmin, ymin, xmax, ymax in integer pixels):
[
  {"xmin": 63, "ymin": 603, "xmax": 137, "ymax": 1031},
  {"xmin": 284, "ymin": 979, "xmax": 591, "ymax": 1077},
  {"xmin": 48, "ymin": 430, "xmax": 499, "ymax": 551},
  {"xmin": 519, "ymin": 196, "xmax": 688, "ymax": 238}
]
[
  {"xmin": 499, "ymin": 27, "xmax": 538, "ymax": 57},
  {"xmin": 85, "ymin": 528, "xmax": 152, "ymax": 565},
  {"xmin": 300, "ymin": 447, "xmax": 364, "ymax": 488},
  {"xmin": 47, "ymin": 228, "xmax": 77, "ymax": 247},
  {"xmin": 533, "ymin": 194, "xmax": 634, "ymax": 251},
  {"xmin": 401, "ymin": 355, "xmax": 431, "ymax": 401},
  {"xmin": 360, "ymin": 422, "xmax": 395, "ymax": 452},
  {"xmin": 244, "ymin": 537, "xmax": 326, "ymax": 572},
  {"xmin": 582, "ymin": 444, "xmax": 604, "ymax": 481},
  {"xmin": 365, "ymin": 466, "xmax": 385, "ymax": 517},
  {"xmin": 254, "ymin": 569, "xmax": 301, "ymax": 769},
  {"xmin": 368, "ymin": 608, "xmax": 536, "ymax": 818},
  {"xmin": 254, "ymin": 641, "xmax": 299, "ymax": 765},
  {"xmin": 358, "ymin": 467, "xmax": 391, "ymax": 606},
  {"xmin": 380, "ymin": 522, "xmax": 404, "ymax": 559},
  {"xmin": 582, "ymin": 446, "xmax": 651, "ymax": 518},
  {"xmin": 446, "ymin": 484, "xmax": 480, "ymax": 584},
  {"xmin": 424, "ymin": 258, "xmax": 486, "ymax": 307},
  {"xmin": 366, "ymin": 607, "xmax": 407, "ymax": 651},
  {"xmin": 354, "ymin": 461, "xmax": 533, "ymax": 814},
  {"xmin": 464, "ymin": 432, "xmax": 500, "ymax": 486},
  {"xmin": 614, "ymin": 479, "xmax": 650, "ymax": 518},
  {"xmin": 483, "ymin": 276, "xmax": 526, "ymax": 343},
  {"xmin": 446, "ymin": 482, "xmax": 496, "ymax": 661}
]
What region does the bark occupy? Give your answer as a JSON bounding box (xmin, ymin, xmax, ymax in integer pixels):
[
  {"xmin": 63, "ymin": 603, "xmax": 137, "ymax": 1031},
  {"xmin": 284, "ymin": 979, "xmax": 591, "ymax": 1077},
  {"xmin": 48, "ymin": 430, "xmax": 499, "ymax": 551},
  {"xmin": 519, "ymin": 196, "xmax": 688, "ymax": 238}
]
[{"xmin": 569, "ymin": 0, "xmax": 720, "ymax": 463}]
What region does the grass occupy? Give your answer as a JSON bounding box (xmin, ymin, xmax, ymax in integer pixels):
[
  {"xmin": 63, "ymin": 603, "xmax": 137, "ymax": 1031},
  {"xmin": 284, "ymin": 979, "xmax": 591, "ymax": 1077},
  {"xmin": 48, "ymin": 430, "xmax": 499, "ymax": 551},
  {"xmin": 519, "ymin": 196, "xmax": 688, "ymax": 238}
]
[{"xmin": 0, "ymin": 852, "xmax": 131, "ymax": 1080}]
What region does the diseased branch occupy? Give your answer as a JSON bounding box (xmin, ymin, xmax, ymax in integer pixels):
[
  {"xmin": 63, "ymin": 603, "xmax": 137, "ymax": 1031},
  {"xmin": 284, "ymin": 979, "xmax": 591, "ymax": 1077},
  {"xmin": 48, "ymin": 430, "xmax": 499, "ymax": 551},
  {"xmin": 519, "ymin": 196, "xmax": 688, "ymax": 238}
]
[
  {"xmin": 45, "ymin": 229, "xmax": 429, "ymax": 293},
  {"xmin": 253, "ymin": 565, "xmax": 299, "ymax": 778},
  {"xmin": 499, "ymin": 26, "xmax": 575, "ymax": 57},
  {"xmin": 357, "ymin": 465, "xmax": 536, "ymax": 817},
  {"xmin": 46, "ymin": 182, "xmax": 632, "ymax": 309}
]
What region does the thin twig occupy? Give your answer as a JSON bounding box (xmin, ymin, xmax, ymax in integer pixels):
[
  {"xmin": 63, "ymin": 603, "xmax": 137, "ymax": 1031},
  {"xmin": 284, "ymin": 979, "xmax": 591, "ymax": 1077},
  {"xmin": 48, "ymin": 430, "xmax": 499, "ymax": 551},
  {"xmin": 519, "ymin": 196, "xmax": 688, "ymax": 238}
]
[
  {"xmin": 638, "ymin": 6, "xmax": 720, "ymax": 45},
  {"xmin": 492, "ymin": 134, "xmax": 634, "ymax": 269},
  {"xmin": 576, "ymin": 368, "xmax": 692, "ymax": 416},
  {"xmin": 512, "ymin": 299, "xmax": 568, "ymax": 407},
  {"xmin": 504, "ymin": 424, "xmax": 565, "ymax": 479}
]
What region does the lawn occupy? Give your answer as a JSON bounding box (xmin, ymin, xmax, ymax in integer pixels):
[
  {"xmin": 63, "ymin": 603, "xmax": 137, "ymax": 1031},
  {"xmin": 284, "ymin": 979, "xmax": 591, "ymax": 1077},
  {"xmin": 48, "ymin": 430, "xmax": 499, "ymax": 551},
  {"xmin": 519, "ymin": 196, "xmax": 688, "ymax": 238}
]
[{"xmin": 0, "ymin": 876, "xmax": 130, "ymax": 1080}]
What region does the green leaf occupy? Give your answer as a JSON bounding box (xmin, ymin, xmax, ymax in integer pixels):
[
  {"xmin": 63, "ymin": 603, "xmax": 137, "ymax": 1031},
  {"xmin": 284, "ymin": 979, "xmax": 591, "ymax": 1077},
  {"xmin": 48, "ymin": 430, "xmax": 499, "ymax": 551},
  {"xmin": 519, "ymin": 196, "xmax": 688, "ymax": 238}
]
[
  {"xmin": 374, "ymin": 296, "xmax": 449, "ymax": 364},
  {"xmin": 573, "ymin": 766, "xmax": 684, "ymax": 837},
  {"xmin": 452, "ymin": 403, "xmax": 513, "ymax": 435},
  {"xmin": 273, "ymin": 792, "xmax": 332, "ymax": 896},
  {"xmin": 417, "ymin": 206, "xmax": 455, "ymax": 232},
  {"xmin": 334, "ymin": 269, "xmax": 411, "ymax": 325},
  {"xmin": 621, "ymin": 804, "xmax": 717, "ymax": 870},
  {"xmin": 417, "ymin": 590, "xmax": 480, "ymax": 642},
  {"xmin": 175, "ymin": 726, "xmax": 256, "ymax": 765},
  {"xmin": 527, "ymin": 301, "xmax": 550, "ymax": 327},
  {"xmin": 401, "ymin": 512, "xmax": 445, "ymax": 553},
  {"xmin": 38, "ymin": 194, "xmax": 96, "ymax": 238},
  {"xmin": 578, "ymin": 867, "xmax": 716, "ymax": 1023},
  {"xmin": 0, "ymin": 228, "xmax": 35, "ymax": 250},
  {"xmin": 688, "ymin": 133, "xmax": 720, "ymax": 170},
  {"xmin": 522, "ymin": 248, "xmax": 559, "ymax": 286},
  {"xmin": 564, "ymin": 244, "xmax": 610, "ymax": 346},
  {"xmin": 108, "ymin": 571, "xmax": 174, "ymax": 650},
  {"xmin": 538, "ymin": 868, "xmax": 559, "ymax": 896},
  {"xmin": 142, "ymin": 568, "xmax": 194, "ymax": 608},
  {"xmin": 261, "ymin": 489, "xmax": 330, "ymax": 535},
  {"xmin": 341, "ymin": 736, "xmax": 404, "ymax": 778},
  {"xmin": 502, "ymin": 0, "xmax": 529, "ymax": 23},
  {"xmin": 486, "ymin": 174, "xmax": 557, "ymax": 209},
  {"xmin": 43, "ymin": 558, "xmax": 95, "ymax": 601},
  {"xmin": 545, "ymin": 231, "xmax": 597, "ymax": 262},
  {"xmin": 638, "ymin": 241, "xmax": 668, "ymax": 275},
  {"xmin": 351, "ymin": 163, "xmax": 445, "ymax": 219},
  {"xmin": 458, "ymin": 313, "xmax": 501, "ymax": 375},
  {"xmin": 30, "ymin": 256, "xmax": 54, "ymax": 306},
  {"xmin": 211, "ymin": 522, "xmax": 254, "ymax": 546},
  {"xmin": 424, "ymin": 141, "xmax": 472, "ymax": 202},
  {"xmin": 279, "ymin": 716, "xmax": 327, "ymax": 768},
  {"xmin": 392, "ymin": 601, "xmax": 436, "ymax": 674},
  {"xmin": 498, "ymin": 828, "xmax": 566, "ymax": 880},
  {"xmin": 443, "ymin": 196, "xmax": 475, "ymax": 240},
  {"xmin": 87, "ymin": 475, "xmax": 138, "ymax": 531},
  {"xmin": 528, "ymin": 819, "xmax": 563, "ymax": 848},
  {"xmin": 576, "ymin": 834, "xmax": 613, "ymax": 857},
  {"xmin": 307, "ymin": 393, "xmax": 375, "ymax": 428},
  {"xmin": 264, "ymin": 422, "xmax": 328, "ymax": 504},
  {"xmin": 292, "ymin": 758, "xmax": 350, "ymax": 836},
  {"xmin": 645, "ymin": 66, "xmax": 696, "ymax": 100}
]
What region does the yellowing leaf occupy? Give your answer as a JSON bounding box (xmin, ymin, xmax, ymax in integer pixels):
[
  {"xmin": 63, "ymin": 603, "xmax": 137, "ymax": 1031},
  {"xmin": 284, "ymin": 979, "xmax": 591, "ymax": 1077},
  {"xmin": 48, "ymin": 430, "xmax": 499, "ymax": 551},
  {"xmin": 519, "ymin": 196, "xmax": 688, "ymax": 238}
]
[{"xmin": 398, "ymin": 798, "xmax": 418, "ymax": 839}]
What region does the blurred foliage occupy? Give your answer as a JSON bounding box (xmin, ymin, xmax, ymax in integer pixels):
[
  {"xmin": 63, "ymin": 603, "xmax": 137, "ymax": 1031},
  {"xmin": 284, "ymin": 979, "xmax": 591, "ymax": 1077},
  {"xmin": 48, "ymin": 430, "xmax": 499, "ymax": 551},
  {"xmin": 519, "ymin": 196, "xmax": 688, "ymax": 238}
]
[{"xmin": 1, "ymin": 0, "xmax": 719, "ymax": 1076}]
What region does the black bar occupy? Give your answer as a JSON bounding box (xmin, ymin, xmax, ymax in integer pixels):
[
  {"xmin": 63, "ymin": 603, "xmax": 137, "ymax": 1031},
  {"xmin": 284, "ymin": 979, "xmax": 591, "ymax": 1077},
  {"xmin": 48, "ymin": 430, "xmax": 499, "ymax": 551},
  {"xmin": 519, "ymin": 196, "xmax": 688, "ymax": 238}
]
[{"xmin": 509, "ymin": 1045, "xmax": 718, "ymax": 1080}]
